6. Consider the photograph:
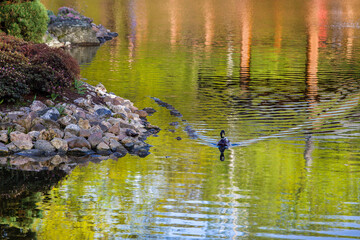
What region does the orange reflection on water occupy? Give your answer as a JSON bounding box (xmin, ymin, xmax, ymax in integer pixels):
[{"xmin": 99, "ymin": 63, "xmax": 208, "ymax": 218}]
[
  {"xmin": 344, "ymin": 0, "xmax": 355, "ymax": 60},
  {"xmin": 239, "ymin": 0, "xmax": 252, "ymax": 90},
  {"xmin": 274, "ymin": 0, "xmax": 283, "ymax": 50},
  {"xmin": 204, "ymin": 0, "xmax": 214, "ymax": 48},
  {"xmin": 169, "ymin": 0, "xmax": 180, "ymax": 45}
]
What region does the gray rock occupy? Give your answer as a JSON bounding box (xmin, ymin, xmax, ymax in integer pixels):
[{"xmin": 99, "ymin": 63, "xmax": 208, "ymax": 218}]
[
  {"xmin": 108, "ymin": 123, "xmax": 120, "ymax": 135},
  {"xmin": 74, "ymin": 98, "xmax": 91, "ymax": 108},
  {"xmin": 58, "ymin": 115, "xmax": 77, "ymax": 127},
  {"xmin": 79, "ymin": 128, "xmax": 91, "ymax": 138},
  {"xmin": 136, "ymin": 148, "xmax": 150, "ymax": 158},
  {"xmin": 143, "ymin": 107, "xmax": 157, "ymax": 115},
  {"xmin": 126, "ymin": 129, "xmax": 139, "ymax": 137},
  {"xmin": 42, "ymin": 119, "xmax": 61, "ymax": 130},
  {"xmin": 7, "ymin": 142, "xmax": 20, "ymax": 153},
  {"xmin": 111, "ymin": 141, "xmax": 128, "ymax": 156},
  {"xmin": 66, "ymin": 137, "xmax": 91, "ymax": 149},
  {"xmin": 51, "ymin": 138, "xmax": 68, "ymax": 153},
  {"xmin": 0, "ymin": 143, "xmax": 9, "ymax": 156},
  {"xmin": 9, "ymin": 131, "xmax": 33, "ymax": 150},
  {"xmin": 0, "ymin": 130, "xmax": 8, "ymax": 143},
  {"xmin": 95, "ymin": 108, "xmax": 112, "ymax": 118},
  {"xmin": 108, "ymin": 139, "xmax": 121, "ymax": 151},
  {"xmin": 34, "ymin": 140, "xmax": 56, "ymax": 154},
  {"xmin": 64, "ymin": 124, "xmax": 81, "ymax": 136},
  {"xmin": 96, "ymin": 142, "xmax": 111, "ymax": 155},
  {"xmin": 63, "ymin": 132, "xmax": 77, "ymax": 139},
  {"xmin": 31, "ymin": 123, "xmax": 46, "ymax": 132},
  {"xmin": 48, "ymin": 19, "xmax": 100, "ymax": 46},
  {"xmin": 41, "ymin": 108, "xmax": 60, "ymax": 121},
  {"xmin": 28, "ymin": 131, "xmax": 40, "ymax": 141},
  {"xmin": 170, "ymin": 109, "xmax": 183, "ymax": 117},
  {"xmin": 135, "ymin": 110, "xmax": 148, "ymax": 118},
  {"xmin": 38, "ymin": 129, "xmax": 57, "ymax": 141},
  {"xmin": 88, "ymin": 131, "xmax": 103, "ymax": 148},
  {"xmin": 119, "ymin": 121, "xmax": 136, "ymax": 130},
  {"xmin": 78, "ymin": 118, "xmax": 90, "ymax": 130},
  {"xmin": 31, "ymin": 100, "xmax": 47, "ymax": 112}
]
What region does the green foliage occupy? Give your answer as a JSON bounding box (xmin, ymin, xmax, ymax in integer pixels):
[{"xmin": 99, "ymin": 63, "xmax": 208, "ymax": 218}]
[
  {"xmin": 55, "ymin": 105, "xmax": 66, "ymax": 116},
  {"xmin": 74, "ymin": 79, "xmax": 87, "ymax": 95},
  {"xmin": 0, "ymin": 0, "xmax": 49, "ymax": 43}
]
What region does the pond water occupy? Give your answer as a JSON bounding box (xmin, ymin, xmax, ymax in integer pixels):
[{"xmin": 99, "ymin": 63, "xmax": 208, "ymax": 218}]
[{"xmin": 2, "ymin": 0, "xmax": 360, "ymax": 239}]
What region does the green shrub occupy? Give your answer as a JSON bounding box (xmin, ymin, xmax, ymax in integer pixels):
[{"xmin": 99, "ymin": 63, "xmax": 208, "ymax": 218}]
[{"xmin": 0, "ymin": 0, "xmax": 48, "ymax": 43}]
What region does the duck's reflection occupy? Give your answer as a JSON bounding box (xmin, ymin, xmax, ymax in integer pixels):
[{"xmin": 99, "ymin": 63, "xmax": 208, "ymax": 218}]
[{"xmin": 219, "ymin": 146, "xmax": 227, "ymax": 161}]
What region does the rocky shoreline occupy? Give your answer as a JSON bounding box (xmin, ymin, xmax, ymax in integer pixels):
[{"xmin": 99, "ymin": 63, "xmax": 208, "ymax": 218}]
[
  {"xmin": 46, "ymin": 7, "xmax": 118, "ymax": 47},
  {"xmin": 0, "ymin": 83, "xmax": 160, "ymax": 172}
]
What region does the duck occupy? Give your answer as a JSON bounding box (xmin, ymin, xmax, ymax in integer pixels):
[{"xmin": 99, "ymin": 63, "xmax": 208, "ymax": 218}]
[{"xmin": 217, "ymin": 130, "xmax": 230, "ymax": 149}]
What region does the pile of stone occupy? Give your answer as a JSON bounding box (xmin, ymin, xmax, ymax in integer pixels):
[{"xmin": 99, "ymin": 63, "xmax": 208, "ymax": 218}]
[
  {"xmin": 47, "ymin": 7, "xmax": 118, "ymax": 46},
  {"xmin": 0, "ymin": 83, "xmax": 160, "ymax": 165}
]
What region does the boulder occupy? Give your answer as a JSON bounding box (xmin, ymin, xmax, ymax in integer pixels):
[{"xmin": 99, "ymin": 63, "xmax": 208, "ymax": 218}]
[
  {"xmin": 79, "ymin": 128, "xmax": 91, "ymax": 138},
  {"xmin": 96, "ymin": 142, "xmax": 111, "ymax": 155},
  {"xmin": 41, "ymin": 108, "xmax": 60, "ymax": 121},
  {"xmin": 0, "ymin": 143, "xmax": 9, "ymax": 156},
  {"xmin": 51, "ymin": 138, "xmax": 68, "ymax": 153},
  {"xmin": 78, "ymin": 118, "xmax": 90, "ymax": 130},
  {"xmin": 95, "ymin": 108, "xmax": 112, "ymax": 118},
  {"xmin": 31, "ymin": 100, "xmax": 47, "ymax": 112},
  {"xmin": 38, "ymin": 129, "xmax": 57, "ymax": 141},
  {"xmin": 135, "ymin": 110, "xmax": 148, "ymax": 118},
  {"xmin": 34, "ymin": 140, "xmax": 56, "ymax": 154},
  {"xmin": 64, "ymin": 124, "xmax": 81, "ymax": 136},
  {"xmin": 31, "ymin": 123, "xmax": 46, "ymax": 132},
  {"xmin": 88, "ymin": 131, "xmax": 103, "ymax": 148},
  {"xmin": 9, "ymin": 131, "xmax": 33, "ymax": 150},
  {"xmin": 108, "ymin": 123, "xmax": 121, "ymax": 135},
  {"xmin": 0, "ymin": 130, "xmax": 8, "ymax": 143},
  {"xmin": 28, "ymin": 131, "xmax": 40, "ymax": 141},
  {"xmin": 48, "ymin": 19, "xmax": 100, "ymax": 46},
  {"xmin": 126, "ymin": 129, "xmax": 139, "ymax": 137},
  {"xmin": 143, "ymin": 107, "xmax": 157, "ymax": 115},
  {"xmin": 58, "ymin": 115, "xmax": 77, "ymax": 127},
  {"xmin": 66, "ymin": 137, "xmax": 91, "ymax": 149}
]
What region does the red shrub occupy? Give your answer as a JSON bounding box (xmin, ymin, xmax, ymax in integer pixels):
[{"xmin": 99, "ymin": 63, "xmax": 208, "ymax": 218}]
[
  {"xmin": 0, "ymin": 33, "xmax": 81, "ymax": 101},
  {"xmin": 21, "ymin": 43, "xmax": 80, "ymax": 93}
]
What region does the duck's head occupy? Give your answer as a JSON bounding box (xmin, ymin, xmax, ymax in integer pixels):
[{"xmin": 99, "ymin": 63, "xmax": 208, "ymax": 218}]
[{"xmin": 220, "ymin": 130, "xmax": 226, "ymax": 138}]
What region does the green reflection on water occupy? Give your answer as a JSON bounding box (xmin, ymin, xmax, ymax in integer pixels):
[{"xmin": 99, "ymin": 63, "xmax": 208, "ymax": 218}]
[{"xmin": 21, "ymin": 0, "xmax": 360, "ymax": 238}]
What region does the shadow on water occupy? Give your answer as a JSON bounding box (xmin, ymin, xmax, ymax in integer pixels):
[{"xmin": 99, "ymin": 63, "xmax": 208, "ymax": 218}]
[
  {"xmin": 0, "ymin": 167, "xmax": 68, "ymax": 239},
  {"xmin": 0, "ymin": 153, "xmax": 115, "ymax": 239}
]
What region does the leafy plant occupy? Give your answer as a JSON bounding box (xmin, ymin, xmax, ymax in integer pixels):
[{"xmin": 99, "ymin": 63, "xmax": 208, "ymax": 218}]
[
  {"xmin": 74, "ymin": 79, "xmax": 87, "ymax": 95},
  {"xmin": 7, "ymin": 126, "xmax": 15, "ymax": 136},
  {"xmin": 50, "ymin": 93, "xmax": 59, "ymax": 101},
  {"xmin": 0, "ymin": 0, "xmax": 49, "ymax": 43},
  {"xmin": 55, "ymin": 105, "xmax": 66, "ymax": 116}
]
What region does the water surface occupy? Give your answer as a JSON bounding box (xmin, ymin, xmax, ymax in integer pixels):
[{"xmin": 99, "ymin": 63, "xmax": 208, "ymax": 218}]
[{"xmin": 3, "ymin": 0, "xmax": 360, "ymax": 239}]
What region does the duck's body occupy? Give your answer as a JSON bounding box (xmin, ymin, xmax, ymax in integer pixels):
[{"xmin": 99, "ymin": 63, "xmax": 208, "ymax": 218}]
[{"xmin": 217, "ymin": 130, "xmax": 230, "ymax": 149}]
